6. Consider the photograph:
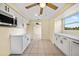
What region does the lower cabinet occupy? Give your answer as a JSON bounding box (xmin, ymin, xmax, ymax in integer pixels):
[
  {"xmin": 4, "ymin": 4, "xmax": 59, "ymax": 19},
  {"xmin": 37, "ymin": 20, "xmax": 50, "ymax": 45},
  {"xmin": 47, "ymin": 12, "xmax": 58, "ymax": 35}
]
[
  {"xmin": 57, "ymin": 36, "xmax": 63, "ymax": 51},
  {"xmin": 10, "ymin": 36, "xmax": 23, "ymax": 54},
  {"xmin": 10, "ymin": 34, "xmax": 31, "ymax": 54},
  {"xmin": 62, "ymin": 37, "xmax": 70, "ymax": 55},
  {"xmin": 55, "ymin": 35, "xmax": 63, "ymax": 52},
  {"xmin": 55, "ymin": 34, "xmax": 79, "ymax": 56},
  {"xmin": 23, "ymin": 35, "xmax": 30, "ymax": 51},
  {"xmin": 71, "ymin": 40, "xmax": 79, "ymax": 56},
  {"xmin": 23, "ymin": 35, "xmax": 27, "ymax": 51},
  {"xmin": 55, "ymin": 35, "xmax": 70, "ymax": 55}
]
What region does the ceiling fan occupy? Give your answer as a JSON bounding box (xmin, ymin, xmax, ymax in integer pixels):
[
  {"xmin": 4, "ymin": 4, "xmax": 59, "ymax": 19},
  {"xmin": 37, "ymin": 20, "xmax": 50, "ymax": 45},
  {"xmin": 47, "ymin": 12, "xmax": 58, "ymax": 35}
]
[{"xmin": 25, "ymin": 3, "xmax": 58, "ymax": 15}]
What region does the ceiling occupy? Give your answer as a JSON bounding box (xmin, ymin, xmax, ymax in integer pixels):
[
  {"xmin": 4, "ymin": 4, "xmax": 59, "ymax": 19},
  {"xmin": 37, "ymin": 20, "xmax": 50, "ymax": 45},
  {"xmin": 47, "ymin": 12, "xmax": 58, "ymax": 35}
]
[{"xmin": 10, "ymin": 3, "xmax": 66, "ymax": 20}]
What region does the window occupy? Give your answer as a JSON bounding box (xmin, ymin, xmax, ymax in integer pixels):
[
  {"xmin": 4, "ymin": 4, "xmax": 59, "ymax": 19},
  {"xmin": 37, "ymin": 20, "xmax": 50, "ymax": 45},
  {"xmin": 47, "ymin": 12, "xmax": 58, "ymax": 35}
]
[{"xmin": 64, "ymin": 12, "xmax": 79, "ymax": 30}]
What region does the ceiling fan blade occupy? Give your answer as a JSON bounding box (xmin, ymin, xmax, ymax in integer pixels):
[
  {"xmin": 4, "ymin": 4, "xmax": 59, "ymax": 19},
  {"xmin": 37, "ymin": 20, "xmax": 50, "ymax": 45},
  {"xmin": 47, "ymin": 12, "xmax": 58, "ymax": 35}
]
[
  {"xmin": 40, "ymin": 7, "xmax": 43, "ymax": 15},
  {"xmin": 25, "ymin": 3, "xmax": 39, "ymax": 9},
  {"xmin": 47, "ymin": 3, "xmax": 58, "ymax": 10}
]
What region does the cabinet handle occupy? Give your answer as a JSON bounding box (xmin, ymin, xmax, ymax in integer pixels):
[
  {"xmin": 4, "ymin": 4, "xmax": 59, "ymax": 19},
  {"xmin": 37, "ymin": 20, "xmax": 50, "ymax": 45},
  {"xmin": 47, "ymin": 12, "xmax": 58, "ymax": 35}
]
[
  {"xmin": 56, "ymin": 37, "xmax": 57, "ymax": 40},
  {"xmin": 5, "ymin": 6, "xmax": 7, "ymax": 11},
  {"xmin": 27, "ymin": 38, "xmax": 29, "ymax": 40},
  {"xmin": 8, "ymin": 7, "xmax": 9, "ymax": 12},
  {"xmin": 73, "ymin": 41, "xmax": 79, "ymax": 45},
  {"xmin": 63, "ymin": 38, "xmax": 67, "ymax": 40},
  {"xmin": 60, "ymin": 40, "xmax": 63, "ymax": 44}
]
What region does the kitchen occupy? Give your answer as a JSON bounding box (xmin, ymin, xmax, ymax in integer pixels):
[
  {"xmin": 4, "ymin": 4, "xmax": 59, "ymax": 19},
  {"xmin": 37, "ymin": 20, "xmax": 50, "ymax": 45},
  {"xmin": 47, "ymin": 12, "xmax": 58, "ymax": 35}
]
[{"xmin": 0, "ymin": 3, "xmax": 79, "ymax": 56}]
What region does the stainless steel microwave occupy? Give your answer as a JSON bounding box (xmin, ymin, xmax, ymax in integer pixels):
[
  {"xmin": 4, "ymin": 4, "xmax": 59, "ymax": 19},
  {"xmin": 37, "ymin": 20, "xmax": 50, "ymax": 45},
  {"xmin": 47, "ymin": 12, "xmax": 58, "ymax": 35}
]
[{"xmin": 0, "ymin": 10, "xmax": 17, "ymax": 27}]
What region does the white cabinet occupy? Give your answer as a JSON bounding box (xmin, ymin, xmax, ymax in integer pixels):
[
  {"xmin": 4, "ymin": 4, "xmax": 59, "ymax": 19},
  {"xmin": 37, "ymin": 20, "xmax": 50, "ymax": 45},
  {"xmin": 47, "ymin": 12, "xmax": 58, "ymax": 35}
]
[
  {"xmin": 55, "ymin": 35, "xmax": 63, "ymax": 51},
  {"xmin": 55, "ymin": 33, "xmax": 79, "ymax": 56},
  {"xmin": 58, "ymin": 36, "xmax": 63, "ymax": 51},
  {"xmin": 10, "ymin": 34, "xmax": 31, "ymax": 54},
  {"xmin": 0, "ymin": 4, "xmax": 11, "ymax": 14},
  {"xmin": 54, "ymin": 35, "xmax": 59, "ymax": 46},
  {"xmin": 0, "ymin": 3, "xmax": 16, "ymax": 18},
  {"xmin": 16, "ymin": 14, "xmax": 23, "ymax": 28},
  {"xmin": 71, "ymin": 40, "xmax": 79, "ymax": 56},
  {"xmin": 62, "ymin": 37, "xmax": 70, "ymax": 55},
  {"xmin": 0, "ymin": 3, "xmax": 6, "ymax": 11},
  {"xmin": 23, "ymin": 35, "xmax": 27, "ymax": 50},
  {"xmin": 23, "ymin": 35, "xmax": 30, "ymax": 51},
  {"xmin": 55, "ymin": 34, "xmax": 70, "ymax": 55},
  {"xmin": 11, "ymin": 35, "xmax": 24, "ymax": 54}
]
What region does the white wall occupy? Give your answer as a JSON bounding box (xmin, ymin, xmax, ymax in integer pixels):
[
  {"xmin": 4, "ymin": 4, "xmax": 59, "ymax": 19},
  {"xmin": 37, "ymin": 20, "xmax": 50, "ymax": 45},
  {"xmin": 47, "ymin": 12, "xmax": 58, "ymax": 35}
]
[
  {"xmin": 0, "ymin": 27, "xmax": 10, "ymax": 56},
  {"xmin": 55, "ymin": 19, "xmax": 62, "ymax": 33}
]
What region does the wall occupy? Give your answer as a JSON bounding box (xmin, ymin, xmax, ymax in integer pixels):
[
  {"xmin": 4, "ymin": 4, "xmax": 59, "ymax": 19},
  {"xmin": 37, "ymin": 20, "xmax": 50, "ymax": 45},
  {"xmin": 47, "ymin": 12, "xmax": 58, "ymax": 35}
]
[
  {"xmin": 41, "ymin": 19, "xmax": 54, "ymax": 40},
  {"xmin": 27, "ymin": 21, "xmax": 34, "ymax": 39},
  {"xmin": 41, "ymin": 19, "xmax": 50, "ymax": 40},
  {"xmin": 0, "ymin": 27, "xmax": 10, "ymax": 56},
  {"xmin": 54, "ymin": 3, "xmax": 79, "ymax": 36},
  {"xmin": 54, "ymin": 19, "xmax": 62, "ymax": 33},
  {"xmin": 48, "ymin": 19, "xmax": 55, "ymax": 43}
]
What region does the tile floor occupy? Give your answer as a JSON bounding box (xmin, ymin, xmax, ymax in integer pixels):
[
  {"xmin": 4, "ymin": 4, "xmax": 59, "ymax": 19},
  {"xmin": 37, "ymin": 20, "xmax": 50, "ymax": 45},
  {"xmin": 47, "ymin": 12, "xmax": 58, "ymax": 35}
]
[{"xmin": 21, "ymin": 39, "xmax": 65, "ymax": 56}]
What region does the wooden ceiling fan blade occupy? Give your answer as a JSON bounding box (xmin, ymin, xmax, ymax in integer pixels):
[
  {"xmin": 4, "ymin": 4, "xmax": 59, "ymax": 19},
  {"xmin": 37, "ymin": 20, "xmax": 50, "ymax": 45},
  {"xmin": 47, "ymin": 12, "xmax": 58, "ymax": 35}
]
[
  {"xmin": 40, "ymin": 7, "xmax": 43, "ymax": 15},
  {"xmin": 47, "ymin": 3, "xmax": 58, "ymax": 10},
  {"xmin": 25, "ymin": 3, "xmax": 39, "ymax": 9}
]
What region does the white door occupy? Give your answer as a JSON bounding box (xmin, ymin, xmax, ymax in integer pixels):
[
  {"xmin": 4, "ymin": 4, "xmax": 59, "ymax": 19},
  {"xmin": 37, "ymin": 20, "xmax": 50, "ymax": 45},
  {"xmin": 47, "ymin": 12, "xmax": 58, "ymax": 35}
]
[{"xmin": 33, "ymin": 23, "xmax": 41, "ymax": 40}]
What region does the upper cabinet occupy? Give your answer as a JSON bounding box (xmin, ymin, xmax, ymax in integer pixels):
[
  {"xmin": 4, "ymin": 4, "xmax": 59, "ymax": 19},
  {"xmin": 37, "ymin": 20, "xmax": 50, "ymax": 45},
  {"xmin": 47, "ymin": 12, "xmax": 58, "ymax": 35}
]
[
  {"xmin": 0, "ymin": 3, "xmax": 27, "ymax": 28},
  {"xmin": 0, "ymin": 4, "xmax": 11, "ymax": 14},
  {"xmin": 0, "ymin": 4, "xmax": 7, "ymax": 11},
  {"xmin": 71, "ymin": 39, "xmax": 79, "ymax": 56}
]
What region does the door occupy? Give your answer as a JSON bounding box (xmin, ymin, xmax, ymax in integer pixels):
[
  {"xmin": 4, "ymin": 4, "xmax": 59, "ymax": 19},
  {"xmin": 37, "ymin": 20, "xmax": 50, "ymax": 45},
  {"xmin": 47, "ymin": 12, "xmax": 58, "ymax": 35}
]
[{"xmin": 33, "ymin": 22, "xmax": 41, "ymax": 40}]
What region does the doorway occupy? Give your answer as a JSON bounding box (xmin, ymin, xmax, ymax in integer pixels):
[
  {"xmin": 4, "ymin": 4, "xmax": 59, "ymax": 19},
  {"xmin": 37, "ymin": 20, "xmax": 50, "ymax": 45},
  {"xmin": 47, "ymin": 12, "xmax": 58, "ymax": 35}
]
[{"xmin": 33, "ymin": 22, "xmax": 42, "ymax": 40}]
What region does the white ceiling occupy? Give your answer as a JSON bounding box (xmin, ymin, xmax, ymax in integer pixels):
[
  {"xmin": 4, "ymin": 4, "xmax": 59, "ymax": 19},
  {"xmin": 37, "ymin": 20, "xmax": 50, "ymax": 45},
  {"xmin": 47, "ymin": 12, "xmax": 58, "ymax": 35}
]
[{"xmin": 12, "ymin": 3, "xmax": 66, "ymax": 20}]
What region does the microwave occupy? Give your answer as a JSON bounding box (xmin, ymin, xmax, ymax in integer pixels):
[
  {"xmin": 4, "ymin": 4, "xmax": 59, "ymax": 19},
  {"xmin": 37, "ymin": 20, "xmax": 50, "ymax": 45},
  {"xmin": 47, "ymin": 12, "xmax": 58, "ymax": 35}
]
[{"xmin": 0, "ymin": 10, "xmax": 17, "ymax": 27}]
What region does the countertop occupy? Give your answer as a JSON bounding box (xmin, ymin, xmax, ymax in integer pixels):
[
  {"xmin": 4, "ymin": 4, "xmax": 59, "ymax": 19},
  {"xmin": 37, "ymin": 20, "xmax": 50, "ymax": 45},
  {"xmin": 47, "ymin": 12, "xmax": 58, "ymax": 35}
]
[{"xmin": 55, "ymin": 33, "xmax": 79, "ymax": 41}]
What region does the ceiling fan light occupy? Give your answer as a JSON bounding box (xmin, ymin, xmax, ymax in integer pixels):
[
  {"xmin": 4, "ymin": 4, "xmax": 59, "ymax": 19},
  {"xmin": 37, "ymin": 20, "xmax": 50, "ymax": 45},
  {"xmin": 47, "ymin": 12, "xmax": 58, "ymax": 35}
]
[{"xmin": 40, "ymin": 3, "xmax": 46, "ymax": 8}]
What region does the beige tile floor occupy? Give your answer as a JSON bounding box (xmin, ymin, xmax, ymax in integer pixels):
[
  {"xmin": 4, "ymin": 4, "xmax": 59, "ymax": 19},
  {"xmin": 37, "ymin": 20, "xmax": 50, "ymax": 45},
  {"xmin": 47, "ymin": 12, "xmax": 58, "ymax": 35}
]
[{"xmin": 21, "ymin": 39, "xmax": 65, "ymax": 56}]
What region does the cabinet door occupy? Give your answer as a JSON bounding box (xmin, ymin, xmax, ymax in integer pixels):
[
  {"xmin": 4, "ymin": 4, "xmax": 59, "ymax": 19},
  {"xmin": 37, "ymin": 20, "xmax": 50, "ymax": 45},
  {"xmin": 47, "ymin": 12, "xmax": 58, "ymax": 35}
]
[
  {"xmin": 55, "ymin": 35, "xmax": 63, "ymax": 51},
  {"xmin": 71, "ymin": 40, "xmax": 79, "ymax": 56},
  {"xmin": 0, "ymin": 3, "xmax": 6, "ymax": 11},
  {"xmin": 7, "ymin": 7, "xmax": 14, "ymax": 15},
  {"xmin": 23, "ymin": 35, "xmax": 28, "ymax": 50},
  {"xmin": 54, "ymin": 35, "xmax": 58, "ymax": 44},
  {"xmin": 11, "ymin": 36, "xmax": 23, "ymax": 54},
  {"xmin": 0, "ymin": 4, "xmax": 14, "ymax": 15},
  {"xmin": 63, "ymin": 37, "xmax": 70, "ymax": 55},
  {"xmin": 55, "ymin": 35, "xmax": 60, "ymax": 47},
  {"xmin": 17, "ymin": 14, "xmax": 23, "ymax": 28},
  {"xmin": 58, "ymin": 36, "xmax": 63, "ymax": 51}
]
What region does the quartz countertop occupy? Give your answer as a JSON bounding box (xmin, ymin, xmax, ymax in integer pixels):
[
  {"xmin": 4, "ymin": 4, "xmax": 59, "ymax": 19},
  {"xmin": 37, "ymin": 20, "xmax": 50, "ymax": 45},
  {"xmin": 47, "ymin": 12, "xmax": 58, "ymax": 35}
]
[
  {"xmin": 10, "ymin": 28, "xmax": 26, "ymax": 36},
  {"xmin": 55, "ymin": 33, "xmax": 79, "ymax": 41}
]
